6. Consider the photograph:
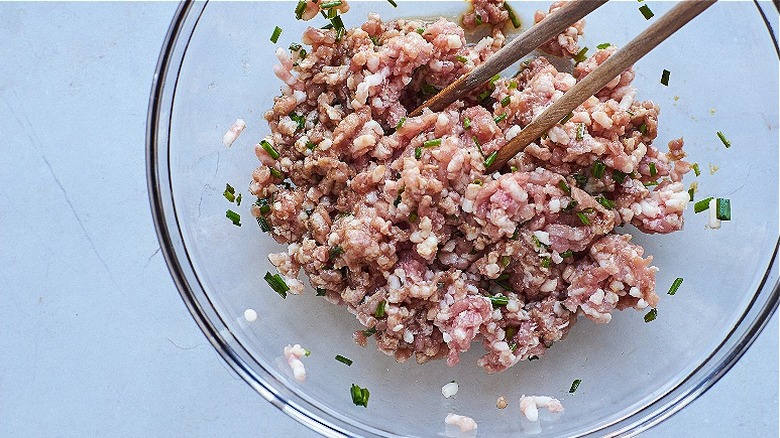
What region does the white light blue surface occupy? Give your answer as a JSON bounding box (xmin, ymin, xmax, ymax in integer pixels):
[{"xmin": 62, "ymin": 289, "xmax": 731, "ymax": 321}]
[{"xmin": 0, "ymin": 2, "xmax": 776, "ymax": 437}]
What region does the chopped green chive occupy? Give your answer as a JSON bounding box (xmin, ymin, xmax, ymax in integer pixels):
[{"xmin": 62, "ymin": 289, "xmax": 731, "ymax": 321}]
[
  {"xmin": 226, "ymin": 209, "xmax": 241, "ymax": 226},
  {"xmin": 560, "ymin": 250, "xmax": 574, "ymax": 258},
  {"xmin": 489, "ymin": 294, "xmax": 509, "ymax": 307},
  {"xmin": 694, "ymin": 196, "xmax": 713, "ymax": 213},
  {"xmin": 350, "ymin": 384, "xmax": 370, "ymax": 408},
  {"xmin": 374, "ymin": 300, "xmax": 387, "ymax": 318},
  {"xmin": 463, "ymin": 117, "xmax": 472, "ymax": 129},
  {"xmin": 335, "ymin": 355, "xmax": 353, "ymax": 366},
  {"xmin": 414, "ymin": 147, "xmax": 422, "ymax": 159},
  {"xmin": 456, "ymin": 55, "xmax": 469, "ymax": 63},
  {"xmin": 501, "ymin": 95, "xmax": 511, "ymax": 107},
  {"xmin": 256, "ymin": 216, "xmax": 271, "ymax": 232},
  {"xmin": 499, "ymin": 255, "xmax": 511, "ymax": 267},
  {"xmin": 290, "ymin": 112, "xmax": 306, "ymax": 131},
  {"xmin": 295, "ymin": 0, "xmax": 306, "ymax": 19},
  {"xmin": 596, "ymin": 196, "xmax": 615, "ymax": 209},
  {"xmin": 490, "ymin": 74, "xmax": 501, "ymax": 84},
  {"xmin": 596, "ymin": 43, "xmax": 611, "ymax": 49},
  {"xmin": 475, "ymin": 14, "xmax": 483, "ymax": 25},
  {"xmin": 716, "ymin": 198, "xmax": 731, "ymax": 220},
  {"xmin": 638, "ymin": 123, "xmax": 647, "ymax": 135},
  {"xmin": 473, "ymin": 136, "xmax": 483, "ymax": 155},
  {"xmin": 660, "ymin": 69, "xmax": 670, "ymax": 86},
  {"xmin": 316, "ymin": 287, "xmax": 327, "ymax": 296},
  {"xmin": 649, "ymin": 162, "xmax": 657, "ymax": 177},
  {"xmin": 408, "ymin": 211, "xmax": 418, "ymax": 223},
  {"xmin": 560, "ymin": 112, "xmax": 574, "ymax": 124},
  {"xmin": 329, "ymin": 245, "xmax": 344, "ymax": 260},
  {"xmin": 508, "ymin": 80, "xmax": 518, "ymax": 90},
  {"xmin": 494, "ymin": 113, "xmax": 507, "ymax": 123},
  {"xmin": 558, "ymin": 179, "xmax": 571, "ymax": 195},
  {"xmin": 394, "ymin": 187, "xmax": 404, "ymax": 207},
  {"xmin": 612, "ymin": 170, "xmax": 628, "ymax": 184},
  {"xmin": 569, "ymin": 379, "xmax": 582, "ymax": 393},
  {"xmin": 264, "ymin": 272, "xmax": 289, "ymax": 298},
  {"xmin": 505, "ymin": 3, "xmax": 521, "ymax": 28},
  {"xmin": 223, "ymin": 183, "xmax": 236, "ymax": 203},
  {"xmin": 477, "ymin": 88, "xmax": 493, "ymax": 102},
  {"xmin": 573, "ymin": 47, "xmax": 588, "ymax": 63},
  {"xmin": 576, "ymin": 211, "xmax": 591, "ymax": 226},
  {"xmin": 668, "ymin": 277, "xmax": 683, "ymax": 296},
  {"xmin": 270, "ymin": 26, "xmax": 283, "ymax": 43},
  {"xmin": 362, "ymin": 327, "xmax": 377, "ymax": 337},
  {"xmin": 269, "ymin": 167, "xmax": 284, "ymax": 179},
  {"xmin": 235, "ymin": 193, "xmax": 242, "ymax": 206},
  {"xmin": 688, "ymin": 187, "xmax": 695, "ymax": 202},
  {"xmin": 572, "ymin": 173, "xmax": 587, "ymax": 187},
  {"xmin": 562, "ymin": 200, "xmax": 578, "ymax": 212},
  {"xmin": 416, "ymin": 27, "xmax": 425, "ymax": 35},
  {"xmin": 717, "ymin": 131, "xmax": 731, "ymax": 148},
  {"xmin": 255, "ymin": 197, "xmax": 271, "ymax": 215},
  {"xmin": 644, "ymin": 308, "xmax": 657, "ymax": 323},
  {"xmin": 472, "ymin": 179, "xmax": 483, "ymax": 186},
  {"xmin": 484, "ymin": 151, "xmax": 498, "ymax": 169},
  {"xmin": 306, "ymin": 141, "xmax": 317, "ymax": 151},
  {"xmin": 592, "ymin": 160, "xmax": 606, "ymax": 179},
  {"xmin": 289, "ymin": 42, "xmax": 302, "ymax": 52},
  {"xmin": 320, "ymin": 0, "xmax": 342, "ymax": 9},
  {"xmin": 644, "ymin": 180, "xmax": 658, "ymax": 188},
  {"xmin": 423, "ymin": 138, "xmax": 442, "ymax": 148},
  {"xmin": 639, "ymin": 4, "xmax": 654, "ymax": 20},
  {"xmin": 576, "ymin": 123, "xmax": 585, "ymax": 140},
  {"xmin": 369, "ymin": 36, "xmax": 380, "ymax": 46},
  {"xmin": 260, "ymin": 139, "xmax": 280, "ymax": 159},
  {"xmin": 386, "ymin": 0, "xmax": 398, "ymax": 7},
  {"xmin": 692, "ymin": 162, "xmax": 701, "ymax": 176},
  {"xmin": 540, "ymin": 256, "xmax": 551, "ymax": 269},
  {"xmin": 396, "ymin": 117, "xmax": 406, "ymax": 130}
]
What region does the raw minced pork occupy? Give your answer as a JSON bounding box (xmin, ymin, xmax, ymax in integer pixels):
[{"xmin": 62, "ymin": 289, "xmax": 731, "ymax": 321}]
[{"xmin": 249, "ymin": 0, "xmax": 691, "ymax": 373}]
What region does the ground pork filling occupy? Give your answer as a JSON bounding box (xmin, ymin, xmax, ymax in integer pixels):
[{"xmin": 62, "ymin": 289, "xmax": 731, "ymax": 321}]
[{"xmin": 251, "ymin": 3, "xmax": 690, "ymax": 374}]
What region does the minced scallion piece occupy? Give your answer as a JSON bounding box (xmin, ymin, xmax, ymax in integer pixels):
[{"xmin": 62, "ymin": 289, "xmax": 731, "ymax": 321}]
[
  {"xmin": 644, "ymin": 308, "xmax": 657, "ymax": 323},
  {"xmin": 396, "ymin": 117, "xmax": 406, "ymax": 130},
  {"xmin": 387, "ymin": 0, "xmax": 398, "ymax": 7},
  {"xmin": 644, "ymin": 180, "xmax": 658, "ymax": 188},
  {"xmin": 540, "ymin": 257, "xmax": 551, "ymax": 269},
  {"xmin": 494, "ymin": 113, "xmax": 507, "ymax": 123},
  {"xmin": 421, "ymin": 84, "xmax": 438, "ymax": 95},
  {"xmin": 596, "ymin": 196, "xmax": 615, "ymax": 209},
  {"xmin": 569, "ymin": 379, "xmax": 582, "ymax": 393},
  {"xmin": 472, "ymin": 136, "xmax": 483, "ymax": 155},
  {"xmin": 660, "ymin": 69, "xmax": 670, "ymax": 86},
  {"xmin": 303, "ymin": 348, "xmax": 312, "ymax": 356},
  {"xmin": 592, "ymin": 160, "xmax": 606, "ymax": 179},
  {"xmin": 295, "ymin": 0, "xmax": 306, "ymax": 19},
  {"xmin": 692, "ymin": 162, "xmax": 701, "ymax": 176},
  {"xmin": 350, "ymin": 384, "xmax": 370, "ymax": 408},
  {"xmin": 638, "ymin": 123, "xmax": 648, "ymax": 135},
  {"xmin": 716, "ymin": 198, "xmax": 731, "ymax": 220},
  {"xmin": 264, "ymin": 272, "xmax": 289, "ymax": 298},
  {"xmin": 306, "ymin": 141, "xmax": 317, "ymax": 151},
  {"xmin": 362, "ymin": 327, "xmax": 377, "ymax": 337},
  {"xmin": 270, "ymin": 26, "xmax": 283, "ymax": 43},
  {"xmin": 572, "ymin": 173, "xmax": 587, "ymax": 187},
  {"xmin": 299, "ymin": 49, "xmax": 308, "ymax": 60},
  {"xmin": 475, "ymin": 14, "xmax": 483, "ymax": 25},
  {"xmin": 484, "ymin": 151, "xmax": 498, "ymax": 169},
  {"xmin": 256, "ymin": 198, "xmax": 271, "ymax": 215},
  {"xmin": 501, "ymin": 95, "xmax": 511, "ymax": 107},
  {"xmin": 477, "ymin": 88, "xmax": 493, "ymax": 102},
  {"xmin": 717, "ymin": 131, "xmax": 731, "ymax": 148},
  {"xmin": 320, "ymin": 0, "xmax": 342, "ymax": 9},
  {"xmin": 668, "ymin": 277, "xmax": 683, "ymax": 295},
  {"xmin": 576, "ymin": 211, "xmax": 591, "ymax": 226},
  {"xmin": 505, "ymin": 2, "xmax": 521, "ymax": 28},
  {"xmin": 499, "ymin": 255, "xmax": 510, "ymax": 267},
  {"xmin": 289, "ymin": 42, "xmax": 302, "ymax": 52},
  {"xmin": 408, "ymin": 211, "xmax": 418, "ymax": 223},
  {"xmin": 649, "ymin": 162, "xmax": 657, "ymax": 177},
  {"xmin": 510, "ymin": 165, "xmax": 518, "ymax": 172},
  {"xmin": 316, "ymin": 288, "xmax": 327, "ymax": 296},
  {"xmin": 463, "ymin": 117, "xmax": 472, "ymax": 129},
  {"xmin": 226, "ymin": 209, "xmax": 241, "ymax": 226},
  {"xmin": 256, "ymin": 216, "xmax": 271, "ymax": 232},
  {"xmin": 694, "ymin": 196, "xmax": 713, "ymax": 213},
  {"xmin": 472, "ymin": 179, "xmax": 483, "ymax": 186},
  {"xmin": 489, "ymin": 294, "xmax": 509, "ymax": 307},
  {"xmin": 560, "ymin": 250, "xmax": 574, "ymax": 258},
  {"xmin": 612, "ymin": 170, "xmax": 628, "ymax": 184},
  {"xmin": 375, "ymin": 300, "xmax": 387, "ymax": 318},
  {"xmin": 269, "ymin": 167, "xmax": 284, "ymax": 180},
  {"xmin": 490, "ymin": 73, "xmax": 501, "ymax": 84},
  {"xmin": 414, "ymin": 147, "xmax": 422, "ymax": 160},
  {"xmin": 416, "ymin": 27, "xmax": 425, "ymax": 34},
  {"xmin": 597, "ymin": 42, "xmax": 611, "ymax": 49},
  {"xmin": 260, "ymin": 139, "xmax": 280, "ymax": 160},
  {"xmin": 423, "ymin": 138, "xmax": 442, "ymax": 148},
  {"xmin": 639, "ymin": 4, "xmax": 654, "ymax": 19},
  {"xmin": 576, "ymin": 123, "xmax": 585, "ymax": 140},
  {"xmin": 370, "ymin": 36, "xmax": 380, "ymax": 46},
  {"xmin": 456, "ymin": 55, "xmax": 469, "ymax": 63},
  {"xmin": 394, "ymin": 187, "xmax": 404, "ymax": 207},
  {"xmin": 290, "ymin": 112, "xmax": 306, "ymax": 131},
  {"xmin": 236, "ymin": 193, "xmax": 242, "ymax": 206},
  {"xmin": 688, "ymin": 187, "xmax": 695, "ymax": 202},
  {"xmin": 558, "ymin": 179, "xmax": 571, "ymax": 195},
  {"xmin": 223, "ymin": 183, "xmax": 236, "ymax": 203},
  {"xmin": 573, "ymin": 47, "xmax": 588, "ymax": 63},
  {"xmin": 336, "ymin": 355, "xmax": 353, "ymax": 366},
  {"xmin": 329, "ymin": 245, "xmax": 344, "ymax": 260},
  {"xmin": 560, "ymin": 112, "xmax": 574, "ymax": 124},
  {"xmin": 562, "ymin": 200, "xmax": 578, "ymax": 212}
]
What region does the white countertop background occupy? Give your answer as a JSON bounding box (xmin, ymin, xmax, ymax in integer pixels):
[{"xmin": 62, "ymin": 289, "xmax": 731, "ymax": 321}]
[{"xmin": 0, "ymin": 2, "xmax": 776, "ymax": 437}]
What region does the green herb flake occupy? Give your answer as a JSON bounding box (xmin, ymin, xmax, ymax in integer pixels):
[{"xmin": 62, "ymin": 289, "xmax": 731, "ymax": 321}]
[
  {"xmin": 289, "ymin": 42, "xmax": 302, "ymax": 52},
  {"xmin": 639, "ymin": 4, "xmax": 654, "ymax": 20},
  {"xmin": 484, "ymin": 151, "xmax": 498, "ymax": 169},
  {"xmin": 489, "ymin": 294, "xmax": 509, "ymax": 307},
  {"xmin": 560, "ymin": 250, "xmax": 574, "ymax": 258},
  {"xmin": 644, "ymin": 308, "xmax": 657, "ymax": 323},
  {"xmin": 223, "ymin": 183, "xmax": 236, "ymax": 203},
  {"xmin": 692, "ymin": 162, "xmax": 701, "ymax": 176},
  {"xmin": 576, "ymin": 123, "xmax": 585, "ymax": 140},
  {"xmin": 576, "ymin": 211, "xmax": 591, "ymax": 226},
  {"xmin": 320, "ymin": 0, "xmax": 342, "ymax": 8},
  {"xmin": 592, "ymin": 160, "xmax": 606, "ymax": 179},
  {"xmin": 505, "ymin": 2, "xmax": 521, "ymax": 28},
  {"xmin": 716, "ymin": 198, "xmax": 731, "ymax": 220},
  {"xmin": 264, "ymin": 272, "xmax": 289, "ymax": 298},
  {"xmin": 374, "ymin": 300, "xmax": 387, "ymax": 318},
  {"xmin": 499, "ymin": 255, "xmax": 510, "ymax": 268},
  {"xmin": 350, "ymin": 384, "xmax": 370, "ymax": 408},
  {"xmin": 456, "ymin": 55, "xmax": 469, "ymax": 63},
  {"xmin": 475, "ymin": 14, "xmax": 483, "ymax": 25},
  {"xmin": 289, "ymin": 112, "xmax": 306, "ymax": 131},
  {"xmin": 226, "ymin": 209, "xmax": 241, "ymax": 226},
  {"xmin": 329, "ymin": 245, "xmax": 344, "ymax": 260},
  {"xmin": 295, "ymin": 0, "xmax": 306, "ymax": 19},
  {"xmin": 423, "ymin": 138, "xmax": 442, "ymax": 148},
  {"xmin": 569, "ymin": 379, "xmax": 582, "ymax": 393},
  {"xmin": 414, "ymin": 147, "xmax": 422, "ymax": 160},
  {"xmin": 394, "ymin": 187, "xmax": 405, "ymax": 207},
  {"xmin": 362, "ymin": 327, "xmax": 377, "ymax": 337},
  {"xmin": 612, "ymin": 170, "xmax": 628, "ymax": 184},
  {"xmin": 638, "ymin": 123, "xmax": 648, "ymax": 135},
  {"xmin": 596, "ymin": 43, "xmax": 611, "ymax": 49},
  {"xmin": 396, "ymin": 117, "xmax": 406, "ymax": 130},
  {"xmin": 236, "ymin": 193, "xmax": 242, "ymax": 206},
  {"xmin": 540, "ymin": 256, "xmax": 551, "ymax": 269},
  {"xmin": 270, "ymin": 26, "xmax": 283, "ymax": 44},
  {"xmin": 596, "ymin": 196, "xmax": 615, "ymax": 209},
  {"xmin": 463, "ymin": 117, "xmax": 472, "ymax": 129},
  {"xmin": 717, "ymin": 131, "xmax": 731, "ymax": 148},
  {"xmin": 688, "ymin": 187, "xmax": 695, "ymax": 202},
  {"xmin": 558, "ymin": 179, "xmax": 571, "ymax": 195},
  {"xmin": 489, "ymin": 73, "xmax": 501, "ymax": 84},
  {"xmin": 694, "ymin": 196, "xmax": 713, "ymax": 213},
  {"xmin": 560, "ymin": 112, "xmax": 574, "ymax": 124},
  {"xmin": 408, "ymin": 211, "xmax": 418, "ymax": 223},
  {"xmin": 660, "ymin": 69, "xmax": 670, "ymax": 86},
  {"xmin": 269, "ymin": 167, "xmax": 284, "ymax": 180},
  {"xmin": 572, "ymin": 173, "xmax": 587, "ymax": 187},
  {"xmin": 668, "ymin": 277, "xmax": 683, "ymax": 296},
  {"xmin": 306, "ymin": 141, "xmax": 317, "ymax": 151},
  {"xmin": 573, "ymin": 47, "xmax": 589, "ymax": 63},
  {"xmin": 501, "ymin": 95, "xmax": 511, "ymax": 107},
  {"xmin": 260, "ymin": 139, "xmax": 280, "ymax": 160},
  {"xmin": 416, "ymin": 27, "xmax": 425, "ymax": 35},
  {"xmin": 335, "ymin": 355, "xmax": 353, "ymax": 366},
  {"xmin": 649, "ymin": 162, "xmax": 657, "ymax": 177},
  {"xmin": 494, "ymin": 113, "xmax": 507, "ymax": 123},
  {"xmin": 256, "ymin": 216, "xmax": 271, "ymax": 232}
]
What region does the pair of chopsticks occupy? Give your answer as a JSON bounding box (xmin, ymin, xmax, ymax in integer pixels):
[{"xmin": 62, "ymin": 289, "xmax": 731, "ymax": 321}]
[{"xmin": 410, "ymin": 0, "xmax": 716, "ymax": 172}]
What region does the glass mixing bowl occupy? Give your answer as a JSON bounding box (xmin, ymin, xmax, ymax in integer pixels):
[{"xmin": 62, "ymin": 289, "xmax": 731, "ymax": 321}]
[{"xmin": 147, "ymin": 1, "xmax": 779, "ymax": 436}]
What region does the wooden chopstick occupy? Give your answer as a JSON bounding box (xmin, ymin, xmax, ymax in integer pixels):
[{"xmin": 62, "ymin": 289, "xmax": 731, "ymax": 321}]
[
  {"xmin": 486, "ymin": 0, "xmax": 716, "ymax": 172},
  {"xmin": 409, "ymin": 0, "xmax": 608, "ymax": 117}
]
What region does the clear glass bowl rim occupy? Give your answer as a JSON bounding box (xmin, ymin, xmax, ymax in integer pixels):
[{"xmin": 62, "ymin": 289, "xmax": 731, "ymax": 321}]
[{"xmin": 146, "ymin": 2, "xmax": 780, "ymax": 436}]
